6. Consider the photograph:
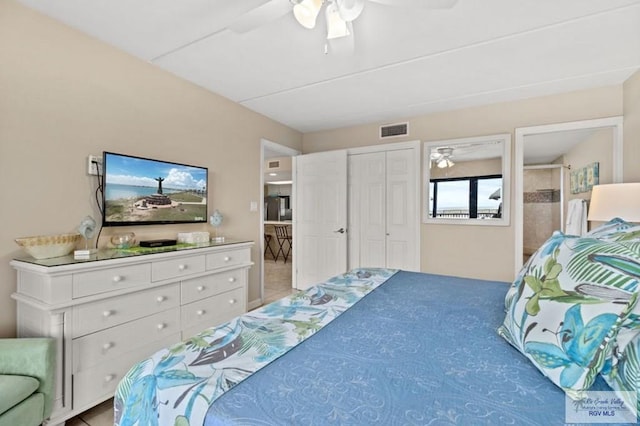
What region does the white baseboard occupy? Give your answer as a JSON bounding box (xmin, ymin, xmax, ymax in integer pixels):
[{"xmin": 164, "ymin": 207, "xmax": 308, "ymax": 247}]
[{"xmin": 248, "ymin": 298, "xmax": 262, "ymax": 311}]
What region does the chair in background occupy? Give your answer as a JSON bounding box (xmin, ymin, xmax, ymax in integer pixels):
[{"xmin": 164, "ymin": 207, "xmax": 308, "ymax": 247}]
[
  {"xmin": 0, "ymin": 338, "xmax": 56, "ymax": 426},
  {"xmin": 264, "ymin": 234, "xmax": 276, "ymax": 260},
  {"xmin": 274, "ymin": 225, "xmax": 293, "ymax": 263}
]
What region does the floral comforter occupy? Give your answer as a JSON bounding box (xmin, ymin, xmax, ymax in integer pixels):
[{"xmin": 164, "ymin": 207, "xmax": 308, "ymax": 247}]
[{"xmin": 113, "ymin": 268, "xmax": 398, "ymax": 426}]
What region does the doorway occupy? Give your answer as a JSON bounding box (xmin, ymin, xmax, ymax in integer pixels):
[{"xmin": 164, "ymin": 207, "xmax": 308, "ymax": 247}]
[
  {"xmin": 261, "ymin": 140, "xmax": 299, "ymax": 306},
  {"xmin": 522, "ymin": 164, "xmax": 564, "ymax": 263},
  {"xmin": 514, "ymin": 116, "xmax": 623, "ymax": 275}
]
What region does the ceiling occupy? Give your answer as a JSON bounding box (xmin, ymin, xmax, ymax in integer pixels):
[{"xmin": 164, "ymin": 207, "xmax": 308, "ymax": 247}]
[
  {"xmin": 524, "ymin": 128, "xmax": 600, "ymax": 165},
  {"xmin": 17, "ymin": 0, "xmax": 640, "ymax": 133}
]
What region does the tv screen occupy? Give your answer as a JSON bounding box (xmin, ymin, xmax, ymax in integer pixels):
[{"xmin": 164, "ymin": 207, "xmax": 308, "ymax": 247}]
[{"xmin": 102, "ymin": 151, "xmax": 208, "ymax": 226}]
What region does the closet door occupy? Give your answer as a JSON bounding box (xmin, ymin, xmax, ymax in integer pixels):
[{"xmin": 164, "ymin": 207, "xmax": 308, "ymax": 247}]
[
  {"xmin": 349, "ymin": 148, "xmax": 419, "ymax": 271},
  {"xmin": 349, "ymin": 152, "xmax": 386, "ymax": 269},
  {"xmin": 386, "ymin": 149, "xmax": 418, "ymax": 271}
]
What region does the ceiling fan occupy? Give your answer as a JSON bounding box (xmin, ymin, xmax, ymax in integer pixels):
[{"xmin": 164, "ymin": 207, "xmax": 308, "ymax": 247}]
[
  {"xmin": 229, "ymin": 0, "xmax": 459, "ymax": 52},
  {"xmin": 430, "ymin": 147, "xmax": 455, "ymax": 168}
]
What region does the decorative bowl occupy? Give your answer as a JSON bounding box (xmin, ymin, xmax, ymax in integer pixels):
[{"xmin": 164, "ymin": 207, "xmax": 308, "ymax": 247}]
[
  {"xmin": 15, "ymin": 233, "xmax": 82, "ymax": 259},
  {"xmin": 110, "ymin": 232, "xmax": 136, "ymax": 249}
]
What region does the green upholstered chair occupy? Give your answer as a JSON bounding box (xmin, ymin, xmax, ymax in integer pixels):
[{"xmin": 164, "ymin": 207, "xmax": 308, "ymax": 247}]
[{"xmin": 0, "ymin": 338, "xmax": 56, "ymax": 426}]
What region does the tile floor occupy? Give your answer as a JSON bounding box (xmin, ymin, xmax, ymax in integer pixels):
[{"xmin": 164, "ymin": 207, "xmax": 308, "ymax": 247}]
[
  {"xmin": 67, "ymin": 399, "xmax": 113, "ymax": 426},
  {"xmin": 66, "ymin": 256, "xmax": 294, "ymax": 426},
  {"xmin": 263, "ymin": 254, "xmax": 295, "ymax": 304}
]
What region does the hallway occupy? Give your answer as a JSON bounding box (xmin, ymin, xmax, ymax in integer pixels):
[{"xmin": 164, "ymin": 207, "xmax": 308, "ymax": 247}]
[{"xmin": 263, "ymin": 254, "xmax": 294, "ymax": 304}]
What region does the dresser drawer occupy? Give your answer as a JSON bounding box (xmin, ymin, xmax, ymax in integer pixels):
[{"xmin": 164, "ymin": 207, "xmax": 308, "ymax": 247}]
[
  {"xmin": 73, "ymin": 264, "xmax": 151, "ymax": 298},
  {"xmin": 181, "ymin": 269, "xmax": 246, "ymax": 305},
  {"xmin": 152, "ymin": 255, "xmax": 205, "ymax": 282},
  {"xmin": 73, "ymin": 284, "xmax": 180, "ymax": 337},
  {"xmin": 73, "ymin": 308, "xmax": 180, "ymax": 372},
  {"xmin": 206, "ymin": 248, "xmax": 250, "ymax": 271},
  {"xmin": 72, "ymin": 333, "xmax": 179, "ymax": 411},
  {"xmin": 181, "ymin": 287, "xmax": 245, "ymax": 335}
]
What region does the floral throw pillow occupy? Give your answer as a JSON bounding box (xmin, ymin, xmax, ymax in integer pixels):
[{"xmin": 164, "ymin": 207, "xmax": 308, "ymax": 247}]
[
  {"xmin": 586, "ymin": 217, "xmax": 640, "ymax": 241},
  {"xmin": 498, "ymin": 230, "xmax": 640, "ymax": 399},
  {"xmin": 601, "ymin": 332, "xmax": 640, "ymax": 416}
]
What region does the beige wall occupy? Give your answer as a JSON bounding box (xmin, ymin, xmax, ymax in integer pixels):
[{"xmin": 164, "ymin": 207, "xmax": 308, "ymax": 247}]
[
  {"xmin": 0, "ymin": 1, "xmax": 303, "ymax": 337},
  {"xmin": 624, "ymin": 70, "xmax": 640, "ymax": 182},
  {"xmin": 562, "ymin": 128, "xmax": 613, "ymax": 213},
  {"xmin": 304, "ymin": 86, "xmax": 624, "ymax": 283}
]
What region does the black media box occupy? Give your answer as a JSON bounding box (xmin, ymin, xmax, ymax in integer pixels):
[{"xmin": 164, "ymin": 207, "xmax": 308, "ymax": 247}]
[{"xmin": 139, "ymin": 239, "xmax": 178, "ymax": 248}]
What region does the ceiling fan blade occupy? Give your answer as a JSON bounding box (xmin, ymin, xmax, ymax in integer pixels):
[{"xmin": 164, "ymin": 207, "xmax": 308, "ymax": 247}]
[
  {"xmin": 370, "ymin": 0, "xmax": 458, "ymax": 9},
  {"xmin": 228, "ymin": 0, "xmax": 293, "ymax": 33}
]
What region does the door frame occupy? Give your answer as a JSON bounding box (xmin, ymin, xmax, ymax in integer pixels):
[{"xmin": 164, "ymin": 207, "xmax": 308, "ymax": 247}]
[
  {"xmin": 513, "ymin": 116, "xmax": 623, "ymax": 277},
  {"xmin": 259, "ymin": 139, "xmax": 300, "ymax": 309}
]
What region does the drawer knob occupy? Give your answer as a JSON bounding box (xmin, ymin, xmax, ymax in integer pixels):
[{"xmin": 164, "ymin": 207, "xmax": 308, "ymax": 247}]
[
  {"xmin": 196, "ymin": 309, "xmax": 205, "ymax": 316},
  {"xmin": 229, "ymin": 299, "xmax": 236, "ymax": 305},
  {"xmin": 228, "ymin": 277, "xmax": 236, "ymax": 283},
  {"xmin": 157, "ymin": 323, "xmax": 166, "ymax": 330},
  {"xmin": 103, "ymin": 310, "xmax": 114, "ymax": 317},
  {"xmin": 196, "ymin": 285, "xmax": 205, "ymax": 292},
  {"xmin": 112, "ymin": 275, "xmax": 123, "ymax": 283},
  {"xmin": 178, "ymin": 264, "xmax": 187, "ymax": 271},
  {"xmin": 102, "ymin": 342, "xmax": 113, "ymax": 350},
  {"xmin": 104, "ymin": 374, "xmax": 115, "ymax": 383},
  {"xmin": 224, "ymin": 256, "xmax": 231, "ymax": 262},
  {"xmin": 156, "ymin": 296, "xmax": 166, "ymax": 303}
]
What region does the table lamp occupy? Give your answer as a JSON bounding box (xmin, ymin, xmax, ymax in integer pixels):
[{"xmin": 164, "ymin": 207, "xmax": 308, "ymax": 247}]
[{"xmin": 587, "ymin": 183, "xmax": 640, "ymax": 223}]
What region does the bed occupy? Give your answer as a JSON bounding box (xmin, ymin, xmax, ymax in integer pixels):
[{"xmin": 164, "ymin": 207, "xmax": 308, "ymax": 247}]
[
  {"xmin": 115, "ymin": 217, "xmax": 640, "ymax": 425},
  {"xmin": 113, "ymin": 265, "xmax": 628, "ymax": 426}
]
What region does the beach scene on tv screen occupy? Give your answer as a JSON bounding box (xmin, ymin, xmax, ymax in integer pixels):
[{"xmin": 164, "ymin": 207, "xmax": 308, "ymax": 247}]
[{"xmin": 104, "ymin": 154, "xmax": 207, "ymax": 224}]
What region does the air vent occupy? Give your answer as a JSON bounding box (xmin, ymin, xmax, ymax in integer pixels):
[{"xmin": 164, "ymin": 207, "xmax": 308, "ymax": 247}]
[
  {"xmin": 268, "ymin": 160, "xmax": 280, "ymax": 169},
  {"xmin": 380, "ymin": 122, "xmax": 409, "ymax": 139}
]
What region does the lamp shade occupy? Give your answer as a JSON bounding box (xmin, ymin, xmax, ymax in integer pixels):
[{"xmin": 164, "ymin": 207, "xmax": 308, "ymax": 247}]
[
  {"xmin": 293, "ymin": 0, "xmax": 323, "ymax": 29},
  {"xmin": 587, "ymin": 183, "xmax": 640, "ymax": 222}
]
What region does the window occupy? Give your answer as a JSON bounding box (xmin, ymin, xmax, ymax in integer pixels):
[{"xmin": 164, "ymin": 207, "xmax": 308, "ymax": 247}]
[{"xmin": 430, "ymin": 175, "xmax": 502, "ymax": 219}]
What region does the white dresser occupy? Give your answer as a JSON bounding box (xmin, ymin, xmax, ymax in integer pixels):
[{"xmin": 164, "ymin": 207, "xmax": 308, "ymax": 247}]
[{"xmin": 11, "ymin": 240, "xmax": 253, "ymax": 426}]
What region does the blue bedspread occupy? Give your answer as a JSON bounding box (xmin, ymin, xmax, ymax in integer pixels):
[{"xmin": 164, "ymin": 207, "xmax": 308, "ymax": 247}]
[{"xmin": 205, "ymin": 271, "xmax": 614, "ymax": 425}]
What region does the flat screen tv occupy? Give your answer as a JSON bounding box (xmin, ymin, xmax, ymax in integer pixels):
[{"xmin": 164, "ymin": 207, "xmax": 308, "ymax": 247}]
[{"xmin": 102, "ymin": 151, "xmax": 208, "ymax": 226}]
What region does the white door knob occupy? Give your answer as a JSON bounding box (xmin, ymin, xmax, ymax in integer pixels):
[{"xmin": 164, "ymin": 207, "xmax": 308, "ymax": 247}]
[
  {"xmin": 156, "ymin": 296, "xmax": 166, "ymax": 303},
  {"xmin": 229, "ymin": 299, "xmax": 236, "ymax": 305},
  {"xmin": 157, "ymin": 323, "xmax": 166, "ymax": 330},
  {"xmin": 102, "ymin": 310, "xmax": 113, "ymax": 317},
  {"xmin": 112, "ymin": 275, "xmax": 122, "ymax": 283},
  {"xmin": 196, "ymin": 310, "xmax": 205, "ymax": 316},
  {"xmin": 196, "ymin": 286, "xmax": 205, "ymax": 292},
  {"xmin": 104, "ymin": 374, "xmax": 115, "ymax": 382},
  {"xmin": 178, "ymin": 264, "xmax": 186, "ymax": 271},
  {"xmin": 228, "ymin": 277, "xmax": 236, "ymax": 283},
  {"xmin": 102, "ymin": 342, "xmax": 113, "ymax": 350}
]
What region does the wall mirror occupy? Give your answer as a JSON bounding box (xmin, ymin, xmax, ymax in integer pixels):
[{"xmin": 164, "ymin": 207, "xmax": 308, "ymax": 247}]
[{"xmin": 423, "ymin": 133, "xmax": 511, "ymax": 226}]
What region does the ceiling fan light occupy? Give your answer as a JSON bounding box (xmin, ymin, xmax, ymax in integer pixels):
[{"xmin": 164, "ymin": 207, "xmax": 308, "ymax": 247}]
[
  {"xmin": 436, "ymin": 158, "xmax": 454, "ymax": 168},
  {"xmin": 326, "ymin": 2, "xmax": 351, "ymax": 39},
  {"xmin": 293, "ymin": 0, "xmax": 323, "ymax": 29},
  {"xmin": 336, "ymin": 0, "xmax": 365, "ymax": 22}
]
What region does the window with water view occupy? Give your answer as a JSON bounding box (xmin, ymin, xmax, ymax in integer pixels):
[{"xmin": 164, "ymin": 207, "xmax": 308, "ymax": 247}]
[{"xmin": 429, "ymin": 175, "xmax": 502, "ymax": 219}]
